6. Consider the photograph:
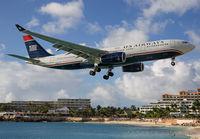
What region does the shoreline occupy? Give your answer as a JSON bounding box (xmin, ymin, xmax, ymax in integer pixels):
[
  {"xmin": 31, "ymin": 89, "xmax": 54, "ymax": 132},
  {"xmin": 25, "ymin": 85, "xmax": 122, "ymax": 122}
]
[
  {"xmin": 85, "ymin": 120, "xmax": 200, "ymax": 139},
  {"xmin": 1, "ymin": 118, "xmax": 200, "ymax": 138},
  {"xmin": 86, "ymin": 120, "xmax": 172, "ymax": 127},
  {"xmin": 186, "ymin": 126, "xmax": 200, "ymax": 139}
]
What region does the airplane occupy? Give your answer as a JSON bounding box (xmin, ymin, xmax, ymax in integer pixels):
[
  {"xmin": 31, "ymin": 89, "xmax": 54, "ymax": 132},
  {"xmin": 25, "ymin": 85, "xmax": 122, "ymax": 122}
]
[{"xmin": 9, "ymin": 24, "xmax": 195, "ymax": 80}]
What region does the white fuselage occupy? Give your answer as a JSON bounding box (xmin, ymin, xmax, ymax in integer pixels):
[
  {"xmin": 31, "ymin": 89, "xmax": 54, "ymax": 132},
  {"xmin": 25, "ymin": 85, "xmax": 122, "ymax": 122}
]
[{"xmin": 34, "ymin": 40, "xmax": 194, "ymax": 70}]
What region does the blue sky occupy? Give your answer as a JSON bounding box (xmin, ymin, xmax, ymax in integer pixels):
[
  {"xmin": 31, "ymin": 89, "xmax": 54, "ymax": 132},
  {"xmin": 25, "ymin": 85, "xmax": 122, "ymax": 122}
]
[{"xmin": 0, "ymin": 0, "xmax": 200, "ymax": 107}]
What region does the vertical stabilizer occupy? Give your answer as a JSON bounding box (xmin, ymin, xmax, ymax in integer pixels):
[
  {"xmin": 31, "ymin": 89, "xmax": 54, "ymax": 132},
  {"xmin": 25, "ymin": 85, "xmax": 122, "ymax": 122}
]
[{"xmin": 23, "ymin": 35, "xmax": 52, "ymax": 58}]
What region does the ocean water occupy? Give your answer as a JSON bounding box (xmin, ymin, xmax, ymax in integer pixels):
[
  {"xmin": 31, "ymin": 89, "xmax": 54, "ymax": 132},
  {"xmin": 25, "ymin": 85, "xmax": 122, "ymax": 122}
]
[{"xmin": 0, "ymin": 122, "xmax": 189, "ymax": 139}]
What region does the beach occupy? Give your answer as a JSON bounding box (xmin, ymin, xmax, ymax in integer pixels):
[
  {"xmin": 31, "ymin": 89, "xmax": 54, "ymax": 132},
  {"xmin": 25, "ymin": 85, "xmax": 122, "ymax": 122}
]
[
  {"xmin": 186, "ymin": 126, "xmax": 200, "ymax": 139},
  {"xmin": 86, "ymin": 119, "xmax": 200, "ymax": 139}
]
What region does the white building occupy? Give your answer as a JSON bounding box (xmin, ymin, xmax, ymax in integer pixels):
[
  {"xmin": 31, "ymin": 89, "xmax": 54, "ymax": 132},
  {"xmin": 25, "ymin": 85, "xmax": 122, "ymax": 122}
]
[
  {"xmin": 48, "ymin": 107, "xmax": 69, "ymax": 115},
  {"xmin": 139, "ymin": 88, "xmax": 200, "ymax": 116},
  {"xmin": 139, "ymin": 100, "xmax": 195, "ymax": 114},
  {"xmin": 0, "ymin": 98, "xmax": 91, "ymax": 111}
]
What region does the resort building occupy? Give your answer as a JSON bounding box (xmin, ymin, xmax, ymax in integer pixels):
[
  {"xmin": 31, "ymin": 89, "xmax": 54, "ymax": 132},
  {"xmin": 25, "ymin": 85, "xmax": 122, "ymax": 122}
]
[
  {"xmin": 0, "ymin": 98, "xmax": 91, "ymax": 111},
  {"xmin": 162, "ymin": 88, "xmax": 200, "ymax": 101},
  {"xmin": 48, "ymin": 107, "xmax": 70, "ymax": 115},
  {"xmin": 139, "ymin": 88, "xmax": 200, "ymax": 116}
]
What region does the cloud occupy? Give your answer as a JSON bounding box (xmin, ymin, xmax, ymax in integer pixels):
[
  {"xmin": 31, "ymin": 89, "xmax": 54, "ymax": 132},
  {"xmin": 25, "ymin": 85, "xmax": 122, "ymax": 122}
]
[
  {"xmin": 142, "ymin": 0, "xmax": 200, "ymax": 18},
  {"xmin": 0, "ymin": 44, "xmax": 6, "ymax": 50},
  {"xmin": 136, "ymin": 0, "xmax": 200, "ymax": 33},
  {"xmin": 151, "ymin": 19, "xmax": 174, "ymax": 34},
  {"xmin": 40, "ymin": 0, "xmax": 84, "ymax": 34},
  {"xmin": 55, "ymin": 89, "xmax": 70, "ymax": 98},
  {"xmin": 115, "ymin": 59, "xmax": 200, "ymax": 104},
  {"xmin": 98, "ymin": 0, "xmax": 199, "ymax": 49},
  {"xmin": 98, "ymin": 22, "xmax": 148, "ymax": 48},
  {"xmin": 88, "ymin": 59, "xmax": 200, "ymax": 106},
  {"xmin": 26, "ymin": 17, "xmax": 39, "ymax": 28},
  {"xmin": 0, "ymin": 58, "xmax": 84, "ymax": 102},
  {"xmin": 185, "ymin": 30, "xmax": 200, "ymax": 51},
  {"xmin": 123, "ymin": 0, "xmax": 135, "ymax": 6},
  {"xmin": 0, "ymin": 44, "xmax": 6, "ymax": 58},
  {"xmin": 86, "ymin": 22, "xmax": 102, "ymax": 34},
  {"xmin": 92, "ymin": 0, "xmax": 200, "ymax": 106},
  {"xmin": 123, "ymin": 0, "xmax": 148, "ymax": 7},
  {"xmin": 87, "ymin": 85, "xmax": 118, "ymax": 107},
  {"xmin": 40, "ymin": 1, "xmax": 83, "ymax": 17}
]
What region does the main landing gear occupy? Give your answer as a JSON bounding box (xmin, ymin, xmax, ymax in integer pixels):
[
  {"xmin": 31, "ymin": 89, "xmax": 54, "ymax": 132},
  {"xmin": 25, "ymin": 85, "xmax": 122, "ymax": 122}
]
[
  {"xmin": 89, "ymin": 65, "xmax": 101, "ymax": 76},
  {"xmin": 171, "ymin": 57, "xmax": 175, "ymax": 66},
  {"xmin": 89, "ymin": 66, "xmax": 114, "ymax": 80},
  {"xmin": 103, "ymin": 68, "xmax": 114, "ymax": 80}
]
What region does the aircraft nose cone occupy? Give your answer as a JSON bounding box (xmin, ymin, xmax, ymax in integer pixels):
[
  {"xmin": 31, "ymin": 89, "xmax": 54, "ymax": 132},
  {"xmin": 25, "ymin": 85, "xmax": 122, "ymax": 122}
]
[{"xmin": 183, "ymin": 42, "xmax": 195, "ymax": 54}]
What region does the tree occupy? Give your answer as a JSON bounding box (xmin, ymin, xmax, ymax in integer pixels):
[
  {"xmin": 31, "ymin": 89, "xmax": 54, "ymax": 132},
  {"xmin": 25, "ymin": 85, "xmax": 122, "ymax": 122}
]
[
  {"xmin": 38, "ymin": 105, "xmax": 49, "ymax": 113},
  {"xmin": 0, "ymin": 105, "xmax": 8, "ymax": 111},
  {"xmin": 191, "ymin": 105, "xmax": 196, "ymax": 115},
  {"xmin": 28, "ymin": 102, "xmax": 36, "ymax": 112},
  {"xmin": 97, "ymin": 105, "xmax": 102, "ymax": 111},
  {"xmin": 131, "ymin": 105, "xmax": 136, "ymax": 111},
  {"xmin": 115, "ymin": 107, "xmax": 123, "ymax": 117},
  {"xmin": 164, "ymin": 107, "xmax": 170, "ymax": 118},
  {"xmin": 193, "ymin": 100, "xmax": 200, "ymax": 117},
  {"xmin": 170, "ymin": 104, "xmax": 178, "ymax": 112},
  {"xmin": 83, "ymin": 105, "xmax": 95, "ymax": 117}
]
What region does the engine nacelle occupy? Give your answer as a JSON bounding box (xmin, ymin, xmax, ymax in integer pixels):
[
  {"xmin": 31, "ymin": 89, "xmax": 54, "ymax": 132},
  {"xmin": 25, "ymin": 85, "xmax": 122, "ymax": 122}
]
[
  {"xmin": 122, "ymin": 63, "xmax": 144, "ymax": 72},
  {"xmin": 101, "ymin": 52, "xmax": 126, "ymax": 64}
]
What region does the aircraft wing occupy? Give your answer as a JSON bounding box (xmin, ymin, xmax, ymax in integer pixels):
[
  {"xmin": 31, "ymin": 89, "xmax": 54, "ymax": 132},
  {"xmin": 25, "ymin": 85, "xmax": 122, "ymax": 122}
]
[
  {"xmin": 16, "ymin": 24, "xmax": 108, "ymax": 63},
  {"xmin": 8, "ymin": 54, "xmax": 40, "ymax": 63}
]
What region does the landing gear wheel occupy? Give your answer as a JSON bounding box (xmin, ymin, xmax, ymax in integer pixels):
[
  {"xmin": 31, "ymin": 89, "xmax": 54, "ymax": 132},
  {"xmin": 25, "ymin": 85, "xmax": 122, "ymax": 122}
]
[
  {"xmin": 97, "ymin": 68, "xmax": 101, "ymax": 72},
  {"xmin": 103, "ymin": 75, "xmax": 109, "ymax": 80},
  {"xmin": 171, "ymin": 57, "xmax": 175, "ymax": 66},
  {"xmin": 89, "ymin": 70, "xmax": 96, "ymax": 76},
  {"xmin": 171, "ymin": 61, "xmax": 175, "ymax": 66},
  {"xmin": 108, "ymin": 72, "xmax": 114, "ymax": 77}
]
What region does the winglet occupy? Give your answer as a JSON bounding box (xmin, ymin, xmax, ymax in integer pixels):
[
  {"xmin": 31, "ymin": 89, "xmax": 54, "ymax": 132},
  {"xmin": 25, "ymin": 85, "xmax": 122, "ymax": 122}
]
[{"xmin": 16, "ymin": 24, "xmax": 26, "ymax": 32}]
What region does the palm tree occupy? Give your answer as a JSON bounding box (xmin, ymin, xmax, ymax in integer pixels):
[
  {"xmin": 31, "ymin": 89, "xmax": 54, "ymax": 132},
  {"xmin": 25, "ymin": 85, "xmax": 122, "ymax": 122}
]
[
  {"xmin": 170, "ymin": 104, "xmax": 178, "ymax": 112},
  {"xmin": 185, "ymin": 105, "xmax": 190, "ymax": 116},
  {"xmin": 131, "ymin": 105, "xmax": 136, "ymax": 111},
  {"xmin": 193, "ymin": 100, "xmax": 200, "ymax": 116},
  {"xmin": 0, "ymin": 104, "xmax": 8, "ymax": 112},
  {"xmin": 164, "ymin": 107, "xmax": 170, "ymax": 117},
  {"xmin": 191, "ymin": 105, "xmax": 196, "ymax": 115},
  {"xmin": 97, "ymin": 105, "xmax": 101, "ymax": 111}
]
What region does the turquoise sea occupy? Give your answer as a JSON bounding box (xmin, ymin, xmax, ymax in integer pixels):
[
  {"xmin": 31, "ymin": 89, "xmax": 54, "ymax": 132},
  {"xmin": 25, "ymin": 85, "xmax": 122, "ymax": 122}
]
[{"xmin": 0, "ymin": 122, "xmax": 189, "ymax": 139}]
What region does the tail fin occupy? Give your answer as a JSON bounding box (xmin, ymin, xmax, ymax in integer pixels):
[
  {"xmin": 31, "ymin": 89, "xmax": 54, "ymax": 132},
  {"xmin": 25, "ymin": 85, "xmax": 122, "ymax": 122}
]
[{"xmin": 23, "ymin": 35, "xmax": 52, "ymax": 58}]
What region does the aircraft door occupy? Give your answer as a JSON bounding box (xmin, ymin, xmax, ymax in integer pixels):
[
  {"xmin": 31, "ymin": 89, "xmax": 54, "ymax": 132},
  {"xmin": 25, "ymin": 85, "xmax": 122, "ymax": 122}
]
[
  {"xmin": 171, "ymin": 40, "xmax": 179, "ymax": 48},
  {"xmin": 170, "ymin": 40, "xmax": 176, "ymax": 48}
]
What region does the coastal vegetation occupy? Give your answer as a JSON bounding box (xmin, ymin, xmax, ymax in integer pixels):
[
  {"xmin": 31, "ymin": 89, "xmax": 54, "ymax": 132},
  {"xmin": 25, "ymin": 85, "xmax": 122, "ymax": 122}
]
[{"xmin": 0, "ymin": 101, "xmax": 200, "ymax": 119}]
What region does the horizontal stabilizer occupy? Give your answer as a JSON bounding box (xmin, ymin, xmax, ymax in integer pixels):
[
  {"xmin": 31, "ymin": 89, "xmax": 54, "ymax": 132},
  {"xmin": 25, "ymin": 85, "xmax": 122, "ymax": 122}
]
[{"xmin": 8, "ymin": 54, "xmax": 40, "ymax": 63}]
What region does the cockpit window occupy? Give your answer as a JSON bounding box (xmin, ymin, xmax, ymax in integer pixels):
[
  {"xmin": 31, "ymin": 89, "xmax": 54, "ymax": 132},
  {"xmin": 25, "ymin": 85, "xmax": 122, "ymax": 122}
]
[{"xmin": 183, "ymin": 41, "xmax": 188, "ymax": 44}]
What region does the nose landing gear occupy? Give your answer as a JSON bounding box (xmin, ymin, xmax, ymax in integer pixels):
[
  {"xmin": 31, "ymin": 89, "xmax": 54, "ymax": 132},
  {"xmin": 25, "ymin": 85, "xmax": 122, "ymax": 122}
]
[{"xmin": 171, "ymin": 57, "xmax": 175, "ymax": 66}]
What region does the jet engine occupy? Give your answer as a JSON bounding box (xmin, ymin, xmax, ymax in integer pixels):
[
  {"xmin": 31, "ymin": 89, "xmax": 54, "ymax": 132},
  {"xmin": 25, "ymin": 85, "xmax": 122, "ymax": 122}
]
[
  {"xmin": 101, "ymin": 52, "xmax": 126, "ymax": 64},
  {"xmin": 122, "ymin": 63, "xmax": 144, "ymax": 72}
]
